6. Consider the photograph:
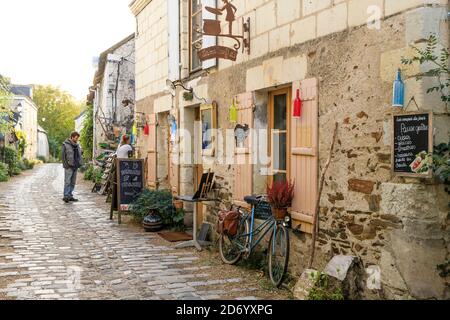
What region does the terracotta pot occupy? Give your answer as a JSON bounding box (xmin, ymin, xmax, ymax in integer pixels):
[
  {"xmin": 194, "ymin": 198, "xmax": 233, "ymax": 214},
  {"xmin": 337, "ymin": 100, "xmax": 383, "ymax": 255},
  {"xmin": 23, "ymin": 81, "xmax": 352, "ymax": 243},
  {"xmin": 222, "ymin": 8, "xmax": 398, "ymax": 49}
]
[
  {"xmin": 271, "ymin": 207, "xmax": 288, "ymax": 220},
  {"xmin": 203, "ymin": 19, "xmax": 221, "ymax": 35},
  {"xmin": 173, "ymin": 200, "xmax": 184, "ymax": 211}
]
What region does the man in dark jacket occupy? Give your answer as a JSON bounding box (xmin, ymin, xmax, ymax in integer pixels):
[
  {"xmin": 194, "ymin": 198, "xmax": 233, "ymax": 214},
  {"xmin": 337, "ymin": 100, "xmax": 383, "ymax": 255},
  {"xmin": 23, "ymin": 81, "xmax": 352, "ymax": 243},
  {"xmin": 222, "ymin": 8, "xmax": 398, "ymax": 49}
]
[{"xmin": 62, "ymin": 132, "xmax": 83, "ymax": 203}]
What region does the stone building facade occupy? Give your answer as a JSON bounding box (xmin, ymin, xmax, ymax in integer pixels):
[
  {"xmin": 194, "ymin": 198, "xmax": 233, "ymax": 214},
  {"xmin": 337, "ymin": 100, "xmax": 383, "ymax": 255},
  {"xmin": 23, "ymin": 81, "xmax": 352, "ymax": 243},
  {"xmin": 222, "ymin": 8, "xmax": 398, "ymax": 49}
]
[
  {"xmin": 130, "ymin": 0, "xmax": 449, "ymax": 299},
  {"xmin": 90, "ymin": 34, "xmax": 136, "ymax": 158},
  {"xmin": 9, "ymin": 92, "xmax": 38, "ymax": 160}
]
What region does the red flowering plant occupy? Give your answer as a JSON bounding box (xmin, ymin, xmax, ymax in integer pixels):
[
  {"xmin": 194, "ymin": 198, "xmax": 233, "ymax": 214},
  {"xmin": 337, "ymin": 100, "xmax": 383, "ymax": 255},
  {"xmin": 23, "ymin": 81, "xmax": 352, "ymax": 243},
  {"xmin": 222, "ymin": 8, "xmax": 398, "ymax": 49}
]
[{"xmin": 266, "ymin": 180, "xmax": 295, "ymax": 209}]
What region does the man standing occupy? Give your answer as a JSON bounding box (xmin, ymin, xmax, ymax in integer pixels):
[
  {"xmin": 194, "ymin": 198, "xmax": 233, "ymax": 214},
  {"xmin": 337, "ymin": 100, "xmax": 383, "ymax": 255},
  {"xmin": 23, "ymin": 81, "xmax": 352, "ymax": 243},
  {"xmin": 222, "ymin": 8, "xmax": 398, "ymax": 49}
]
[{"xmin": 62, "ymin": 132, "xmax": 83, "ymax": 203}]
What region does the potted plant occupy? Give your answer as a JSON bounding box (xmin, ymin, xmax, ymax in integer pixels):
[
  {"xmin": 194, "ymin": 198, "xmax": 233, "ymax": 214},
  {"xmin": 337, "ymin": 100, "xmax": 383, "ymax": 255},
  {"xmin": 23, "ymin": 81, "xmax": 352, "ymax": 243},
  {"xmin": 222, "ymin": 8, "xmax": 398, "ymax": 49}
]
[
  {"xmin": 267, "ymin": 180, "xmax": 295, "ymax": 220},
  {"xmin": 173, "ymin": 199, "xmax": 184, "ymax": 211}
]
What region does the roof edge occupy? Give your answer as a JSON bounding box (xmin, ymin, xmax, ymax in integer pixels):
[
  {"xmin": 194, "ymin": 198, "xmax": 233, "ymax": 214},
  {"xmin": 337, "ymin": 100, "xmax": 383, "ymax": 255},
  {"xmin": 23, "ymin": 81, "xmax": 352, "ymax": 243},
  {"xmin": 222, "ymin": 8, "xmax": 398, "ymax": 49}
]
[{"xmin": 129, "ymin": 0, "xmax": 152, "ymax": 16}]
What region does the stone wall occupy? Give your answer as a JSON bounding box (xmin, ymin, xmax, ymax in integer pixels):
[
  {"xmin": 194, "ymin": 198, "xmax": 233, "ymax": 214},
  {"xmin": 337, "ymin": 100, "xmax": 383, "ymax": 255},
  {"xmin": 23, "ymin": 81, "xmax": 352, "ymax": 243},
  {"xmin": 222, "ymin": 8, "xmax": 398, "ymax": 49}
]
[{"xmin": 180, "ymin": 6, "xmax": 449, "ymax": 299}]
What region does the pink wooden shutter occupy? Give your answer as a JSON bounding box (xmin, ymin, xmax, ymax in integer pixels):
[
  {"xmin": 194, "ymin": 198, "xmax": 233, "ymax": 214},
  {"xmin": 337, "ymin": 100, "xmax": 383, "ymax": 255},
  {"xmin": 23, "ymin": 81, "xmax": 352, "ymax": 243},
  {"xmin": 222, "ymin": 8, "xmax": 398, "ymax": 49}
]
[
  {"xmin": 290, "ymin": 78, "xmax": 319, "ymax": 234},
  {"xmin": 147, "ymin": 113, "xmax": 158, "ymax": 189},
  {"xmin": 234, "ymin": 92, "xmax": 254, "ymax": 202}
]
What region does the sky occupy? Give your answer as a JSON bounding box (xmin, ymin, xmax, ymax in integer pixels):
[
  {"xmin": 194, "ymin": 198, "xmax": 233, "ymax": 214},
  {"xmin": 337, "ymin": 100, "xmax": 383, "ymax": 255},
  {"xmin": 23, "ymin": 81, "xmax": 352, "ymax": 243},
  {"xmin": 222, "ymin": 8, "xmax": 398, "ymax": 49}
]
[{"xmin": 0, "ymin": 0, "xmax": 135, "ymax": 101}]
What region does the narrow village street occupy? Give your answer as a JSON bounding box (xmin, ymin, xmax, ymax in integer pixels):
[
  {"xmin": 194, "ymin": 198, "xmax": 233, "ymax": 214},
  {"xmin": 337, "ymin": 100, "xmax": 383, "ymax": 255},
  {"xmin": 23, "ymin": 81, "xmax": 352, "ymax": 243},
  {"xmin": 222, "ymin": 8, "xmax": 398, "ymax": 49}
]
[{"xmin": 0, "ymin": 164, "xmax": 289, "ymax": 300}]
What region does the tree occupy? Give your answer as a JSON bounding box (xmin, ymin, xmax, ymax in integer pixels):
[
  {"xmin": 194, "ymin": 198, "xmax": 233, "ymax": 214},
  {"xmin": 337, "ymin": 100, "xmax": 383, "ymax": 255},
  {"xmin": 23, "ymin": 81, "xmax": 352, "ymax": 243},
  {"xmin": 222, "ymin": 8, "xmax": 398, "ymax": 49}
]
[
  {"xmin": 32, "ymin": 85, "xmax": 83, "ymax": 159},
  {"xmin": 401, "ymin": 34, "xmax": 450, "ymax": 105},
  {"xmin": 0, "ymin": 76, "xmax": 13, "ymax": 135},
  {"xmin": 80, "ymin": 103, "xmax": 93, "ymax": 161}
]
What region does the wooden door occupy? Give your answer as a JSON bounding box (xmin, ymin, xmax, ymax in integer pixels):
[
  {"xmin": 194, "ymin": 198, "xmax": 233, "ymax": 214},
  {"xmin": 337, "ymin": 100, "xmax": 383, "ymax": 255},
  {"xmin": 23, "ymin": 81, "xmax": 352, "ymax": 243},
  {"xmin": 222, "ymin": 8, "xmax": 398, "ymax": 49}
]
[
  {"xmin": 290, "ymin": 78, "xmax": 319, "ymax": 233},
  {"xmin": 194, "ymin": 108, "xmax": 204, "ymax": 224}
]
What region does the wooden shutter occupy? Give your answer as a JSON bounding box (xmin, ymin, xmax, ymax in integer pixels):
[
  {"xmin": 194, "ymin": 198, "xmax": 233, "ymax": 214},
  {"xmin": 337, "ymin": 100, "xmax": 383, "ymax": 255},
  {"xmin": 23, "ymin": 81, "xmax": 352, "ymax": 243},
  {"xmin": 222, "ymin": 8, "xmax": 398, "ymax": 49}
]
[
  {"xmin": 202, "ymin": 0, "xmax": 217, "ymax": 70},
  {"xmin": 290, "ymin": 78, "xmax": 319, "ymax": 234},
  {"xmin": 147, "ymin": 113, "xmax": 158, "ymax": 189},
  {"xmin": 234, "ymin": 92, "xmax": 254, "ymax": 203}
]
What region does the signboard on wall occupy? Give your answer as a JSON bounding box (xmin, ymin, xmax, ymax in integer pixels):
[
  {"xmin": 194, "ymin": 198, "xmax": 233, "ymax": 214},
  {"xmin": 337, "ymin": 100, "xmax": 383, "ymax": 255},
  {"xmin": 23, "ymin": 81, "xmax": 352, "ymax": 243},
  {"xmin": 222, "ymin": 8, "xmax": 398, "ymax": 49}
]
[{"xmin": 392, "ymin": 112, "xmax": 433, "ymax": 177}]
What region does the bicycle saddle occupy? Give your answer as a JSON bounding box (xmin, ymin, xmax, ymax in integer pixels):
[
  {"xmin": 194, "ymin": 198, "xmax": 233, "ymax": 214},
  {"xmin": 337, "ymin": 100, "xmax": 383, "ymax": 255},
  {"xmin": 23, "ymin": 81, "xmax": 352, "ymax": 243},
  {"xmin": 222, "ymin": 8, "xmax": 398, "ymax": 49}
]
[{"xmin": 244, "ymin": 195, "xmax": 264, "ymax": 206}]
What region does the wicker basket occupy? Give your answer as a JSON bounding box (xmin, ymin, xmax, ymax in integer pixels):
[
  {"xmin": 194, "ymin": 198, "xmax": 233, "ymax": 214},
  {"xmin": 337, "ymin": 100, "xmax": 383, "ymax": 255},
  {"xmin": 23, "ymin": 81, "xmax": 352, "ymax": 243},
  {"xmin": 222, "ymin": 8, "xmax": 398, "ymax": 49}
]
[{"xmin": 272, "ymin": 207, "xmax": 288, "ymax": 220}]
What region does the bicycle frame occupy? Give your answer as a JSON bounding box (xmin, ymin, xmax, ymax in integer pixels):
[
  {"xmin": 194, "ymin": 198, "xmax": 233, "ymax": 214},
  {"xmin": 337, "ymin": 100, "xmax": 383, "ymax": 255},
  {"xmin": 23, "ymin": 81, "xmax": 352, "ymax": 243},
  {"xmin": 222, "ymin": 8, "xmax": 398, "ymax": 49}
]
[{"xmin": 233, "ymin": 205, "xmax": 277, "ymax": 255}]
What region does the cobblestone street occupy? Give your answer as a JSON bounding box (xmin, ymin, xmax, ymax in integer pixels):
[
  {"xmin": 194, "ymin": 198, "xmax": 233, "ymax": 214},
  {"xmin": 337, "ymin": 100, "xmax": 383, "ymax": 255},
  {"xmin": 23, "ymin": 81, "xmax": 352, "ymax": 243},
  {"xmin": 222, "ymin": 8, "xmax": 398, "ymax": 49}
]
[{"xmin": 0, "ymin": 164, "xmax": 289, "ymax": 300}]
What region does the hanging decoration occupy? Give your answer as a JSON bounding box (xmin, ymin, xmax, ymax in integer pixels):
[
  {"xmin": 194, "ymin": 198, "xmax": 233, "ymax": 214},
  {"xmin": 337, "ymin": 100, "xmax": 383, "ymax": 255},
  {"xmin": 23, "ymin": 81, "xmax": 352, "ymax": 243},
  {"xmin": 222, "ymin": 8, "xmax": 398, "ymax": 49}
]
[
  {"xmin": 229, "ymin": 99, "xmax": 238, "ymax": 123},
  {"xmin": 144, "ymin": 122, "xmax": 150, "ymax": 136},
  {"xmin": 293, "ymin": 89, "xmax": 303, "ymax": 118},
  {"xmin": 197, "ymin": 3, "xmax": 251, "ymax": 62},
  {"xmin": 168, "ymin": 114, "xmax": 177, "ymax": 144},
  {"xmin": 392, "ymin": 69, "xmax": 405, "ymax": 108}
]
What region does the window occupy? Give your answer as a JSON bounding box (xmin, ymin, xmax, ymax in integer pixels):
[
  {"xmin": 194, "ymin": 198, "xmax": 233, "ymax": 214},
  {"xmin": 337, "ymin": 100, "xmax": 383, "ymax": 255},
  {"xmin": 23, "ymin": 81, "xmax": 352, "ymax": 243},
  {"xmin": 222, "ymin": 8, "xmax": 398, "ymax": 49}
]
[
  {"xmin": 269, "ymin": 88, "xmax": 291, "ymax": 183},
  {"xmin": 190, "ymin": 0, "xmax": 203, "ymax": 72},
  {"xmin": 200, "ymin": 102, "xmax": 217, "ymax": 156}
]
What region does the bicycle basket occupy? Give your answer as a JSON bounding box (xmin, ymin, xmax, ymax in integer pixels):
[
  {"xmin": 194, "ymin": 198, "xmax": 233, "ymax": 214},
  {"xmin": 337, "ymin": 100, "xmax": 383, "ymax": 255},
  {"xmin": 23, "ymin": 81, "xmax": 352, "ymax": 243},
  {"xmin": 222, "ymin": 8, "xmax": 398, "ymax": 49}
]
[{"xmin": 254, "ymin": 201, "xmax": 272, "ymax": 220}]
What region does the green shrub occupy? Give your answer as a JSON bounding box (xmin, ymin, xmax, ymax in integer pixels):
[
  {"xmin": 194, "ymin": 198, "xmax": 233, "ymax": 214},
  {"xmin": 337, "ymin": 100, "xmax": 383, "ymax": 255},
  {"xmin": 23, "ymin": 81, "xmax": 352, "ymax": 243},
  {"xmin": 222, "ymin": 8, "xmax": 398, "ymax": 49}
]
[
  {"xmin": 308, "ymin": 272, "xmax": 345, "ymax": 301},
  {"xmin": 0, "ymin": 162, "xmax": 9, "ymax": 182},
  {"xmin": 24, "ymin": 159, "xmax": 35, "ymax": 170},
  {"xmin": 17, "ymin": 159, "xmax": 28, "ymax": 171},
  {"xmin": 130, "ymin": 189, "xmax": 185, "ymax": 231},
  {"xmin": 1, "ymin": 146, "xmax": 18, "ymax": 176},
  {"xmin": 93, "ymin": 167, "xmax": 103, "ymax": 184},
  {"xmin": 83, "ymin": 164, "xmax": 94, "ymax": 181},
  {"xmin": 37, "ymin": 156, "xmax": 47, "ymax": 163}
]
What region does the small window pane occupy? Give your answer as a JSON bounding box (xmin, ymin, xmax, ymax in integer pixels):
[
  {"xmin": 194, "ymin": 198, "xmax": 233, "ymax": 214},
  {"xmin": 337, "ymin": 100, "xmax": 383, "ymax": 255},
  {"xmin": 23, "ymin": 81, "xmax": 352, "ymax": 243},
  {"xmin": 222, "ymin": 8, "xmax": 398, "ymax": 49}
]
[
  {"xmin": 192, "ymin": 47, "xmax": 201, "ymax": 70},
  {"xmin": 192, "ymin": 0, "xmax": 201, "ymax": 14},
  {"xmin": 201, "ymin": 109, "xmax": 213, "ymax": 150},
  {"xmin": 272, "ymin": 133, "xmax": 287, "ymax": 171},
  {"xmin": 274, "ymin": 94, "xmax": 287, "ymax": 130}
]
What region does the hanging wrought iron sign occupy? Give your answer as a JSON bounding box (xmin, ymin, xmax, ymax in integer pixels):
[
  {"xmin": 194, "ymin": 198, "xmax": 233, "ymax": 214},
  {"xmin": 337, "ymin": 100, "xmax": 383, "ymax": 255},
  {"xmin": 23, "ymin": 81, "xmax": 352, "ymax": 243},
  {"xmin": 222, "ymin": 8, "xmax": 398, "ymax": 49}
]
[{"xmin": 197, "ymin": 2, "xmax": 251, "ymax": 62}]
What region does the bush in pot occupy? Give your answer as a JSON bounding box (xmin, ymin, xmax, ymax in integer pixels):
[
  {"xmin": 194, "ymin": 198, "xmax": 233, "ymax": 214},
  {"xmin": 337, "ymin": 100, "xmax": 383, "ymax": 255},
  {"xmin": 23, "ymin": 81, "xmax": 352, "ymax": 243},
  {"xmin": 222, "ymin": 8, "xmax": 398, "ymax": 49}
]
[
  {"xmin": 130, "ymin": 189, "xmax": 185, "ymax": 231},
  {"xmin": 267, "ymin": 180, "xmax": 295, "ymax": 220}
]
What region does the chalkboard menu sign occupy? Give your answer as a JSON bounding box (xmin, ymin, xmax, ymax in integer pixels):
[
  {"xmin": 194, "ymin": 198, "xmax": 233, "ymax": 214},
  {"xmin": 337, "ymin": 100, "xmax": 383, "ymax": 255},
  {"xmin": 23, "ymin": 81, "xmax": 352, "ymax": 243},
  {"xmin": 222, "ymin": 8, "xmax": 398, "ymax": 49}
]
[
  {"xmin": 392, "ymin": 112, "xmax": 433, "ymax": 177},
  {"xmin": 116, "ymin": 159, "xmax": 145, "ymax": 211}
]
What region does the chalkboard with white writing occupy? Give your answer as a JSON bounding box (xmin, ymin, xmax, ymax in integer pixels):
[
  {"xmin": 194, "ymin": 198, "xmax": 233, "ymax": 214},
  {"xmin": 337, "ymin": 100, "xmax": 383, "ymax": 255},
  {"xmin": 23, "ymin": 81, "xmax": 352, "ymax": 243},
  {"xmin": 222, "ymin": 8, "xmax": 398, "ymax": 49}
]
[
  {"xmin": 392, "ymin": 112, "xmax": 433, "ymax": 177},
  {"xmin": 116, "ymin": 159, "xmax": 144, "ymax": 211}
]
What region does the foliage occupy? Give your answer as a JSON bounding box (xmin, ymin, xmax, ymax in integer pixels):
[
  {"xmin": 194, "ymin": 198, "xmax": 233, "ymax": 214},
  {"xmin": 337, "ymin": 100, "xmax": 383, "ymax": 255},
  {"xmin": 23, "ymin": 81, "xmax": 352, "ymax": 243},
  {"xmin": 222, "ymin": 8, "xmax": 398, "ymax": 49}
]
[
  {"xmin": 1, "ymin": 146, "xmax": 20, "ymax": 176},
  {"xmin": 83, "ymin": 164, "xmax": 94, "ymax": 181},
  {"xmin": 93, "ymin": 167, "xmax": 103, "ymax": 184},
  {"xmin": 0, "ymin": 76, "xmax": 13, "ymax": 135},
  {"xmin": 401, "ymin": 34, "xmax": 450, "ymax": 105},
  {"xmin": 23, "ymin": 159, "xmax": 35, "ymax": 170},
  {"xmin": 80, "ymin": 104, "xmax": 93, "ymax": 161},
  {"xmin": 14, "ymin": 129, "xmax": 27, "ymax": 158},
  {"xmin": 0, "ymin": 162, "xmax": 9, "ymax": 182},
  {"xmin": 308, "ymin": 272, "xmax": 345, "ymax": 301},
  {"xmin": 32, "ymin": 85, "xmax": 83, "ymax": 159},
  {"xmin": 130, "ymin": 189, "xmax": 185, "ymax": 230},
  {"xmin": 266, "ymin": 180, "xmax": 295, "ymax": 209},
  {"xmin": 37, "ymin": 156, "xmax": 47, "ymax": 163}
]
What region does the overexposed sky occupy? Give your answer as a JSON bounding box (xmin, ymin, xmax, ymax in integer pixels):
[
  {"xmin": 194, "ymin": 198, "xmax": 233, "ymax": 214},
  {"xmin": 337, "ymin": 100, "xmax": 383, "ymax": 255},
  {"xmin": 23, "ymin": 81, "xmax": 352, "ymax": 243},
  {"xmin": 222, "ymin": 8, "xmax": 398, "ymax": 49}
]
[{"xmin": 0, "ymin": 0, "xmax": 135, "ymax": 101}]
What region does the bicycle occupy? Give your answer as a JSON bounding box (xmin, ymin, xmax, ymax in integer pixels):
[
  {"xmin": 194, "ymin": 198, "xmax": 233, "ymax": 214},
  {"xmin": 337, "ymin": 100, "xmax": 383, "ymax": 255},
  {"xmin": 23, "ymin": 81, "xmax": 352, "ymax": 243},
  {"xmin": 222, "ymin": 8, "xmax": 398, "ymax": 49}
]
[{"xmin": 218, "ymin": 195, "xmax": 291, "ymax": 287}]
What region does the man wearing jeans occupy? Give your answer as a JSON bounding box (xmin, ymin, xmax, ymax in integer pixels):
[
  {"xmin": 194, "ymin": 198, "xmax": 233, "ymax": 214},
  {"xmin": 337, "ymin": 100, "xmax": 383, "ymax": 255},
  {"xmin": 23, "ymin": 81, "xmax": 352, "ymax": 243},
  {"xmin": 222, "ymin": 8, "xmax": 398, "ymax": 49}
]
[{"xmin": 61, "ymin": 132, "xmax": 83, "ymax": 203}]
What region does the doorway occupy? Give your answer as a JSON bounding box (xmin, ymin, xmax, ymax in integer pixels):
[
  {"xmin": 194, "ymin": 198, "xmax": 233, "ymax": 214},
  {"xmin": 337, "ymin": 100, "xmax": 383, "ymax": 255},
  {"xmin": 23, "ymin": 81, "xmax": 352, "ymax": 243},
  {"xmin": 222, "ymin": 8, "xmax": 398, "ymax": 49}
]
[{"xmin": 268, "ymin": 88, "xmax": 291, "ymax": 184}]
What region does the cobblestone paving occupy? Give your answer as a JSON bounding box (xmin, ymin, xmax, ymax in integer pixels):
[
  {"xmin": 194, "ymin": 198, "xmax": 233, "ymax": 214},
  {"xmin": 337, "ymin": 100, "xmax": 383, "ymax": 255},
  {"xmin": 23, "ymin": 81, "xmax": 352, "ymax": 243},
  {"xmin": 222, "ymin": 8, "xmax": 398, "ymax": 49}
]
[{"xmin": 0, "ymin": 164, "xmax": 282, "ymax": 300}]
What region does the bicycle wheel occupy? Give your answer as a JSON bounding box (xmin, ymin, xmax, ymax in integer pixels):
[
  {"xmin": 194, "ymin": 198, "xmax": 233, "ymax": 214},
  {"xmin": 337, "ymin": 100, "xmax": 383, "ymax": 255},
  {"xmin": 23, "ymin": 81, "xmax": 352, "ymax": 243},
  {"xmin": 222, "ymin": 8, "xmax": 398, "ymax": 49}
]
[
  {"xmin": 219, "ymin": 218, "xmax": 249, "ymax": 265},
  {"xmin": 268, "ymin": 224, "xmax": 290, "ymax": 287}
]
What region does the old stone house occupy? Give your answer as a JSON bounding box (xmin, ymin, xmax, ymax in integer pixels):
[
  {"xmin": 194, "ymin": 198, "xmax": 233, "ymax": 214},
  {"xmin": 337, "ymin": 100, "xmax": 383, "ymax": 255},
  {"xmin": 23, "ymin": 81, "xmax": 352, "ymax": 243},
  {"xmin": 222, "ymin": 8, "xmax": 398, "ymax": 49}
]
[
  {"xmin": 130, "ymin": 0, "xmax": 449, "ymax": 299},
  {"xmin": 9, "ymin": 85, "xmax": 38, "ymax": 160},
  {"xmin": 89, "ymin": 34, "xmax": 136, "ymax": 158}
]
